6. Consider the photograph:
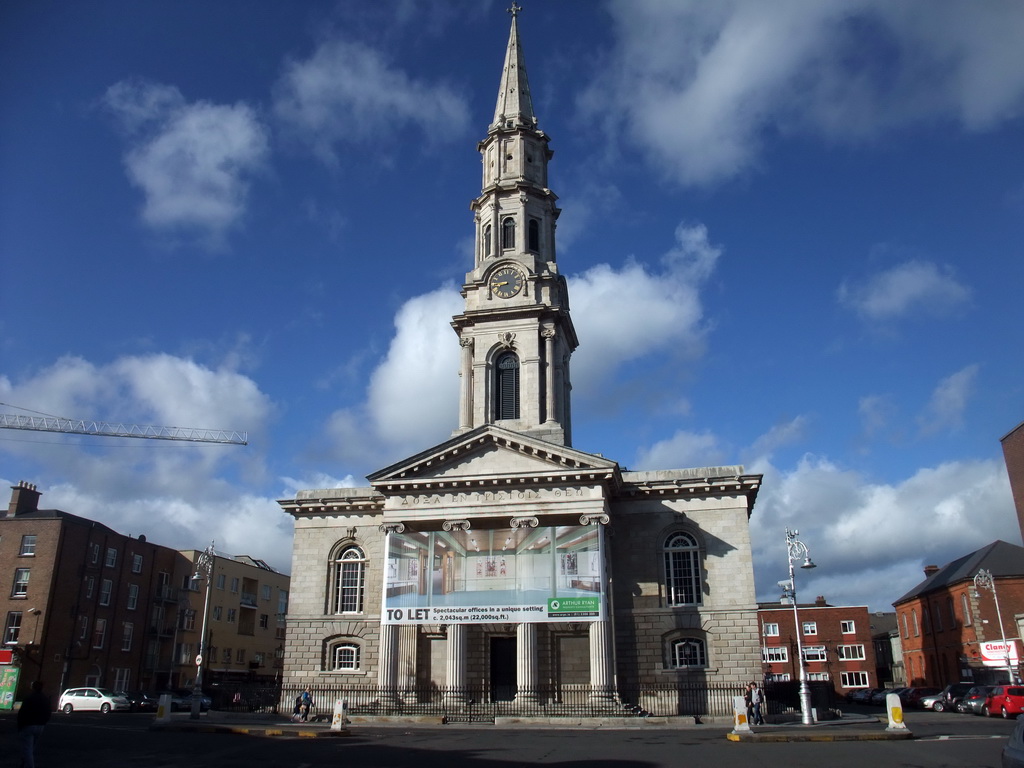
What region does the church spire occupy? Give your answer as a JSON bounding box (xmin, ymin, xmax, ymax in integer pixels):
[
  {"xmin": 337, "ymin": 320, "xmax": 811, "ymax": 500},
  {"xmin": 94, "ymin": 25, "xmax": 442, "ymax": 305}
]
[{"xmin": 492, "ymin": 3, "xmax": 536, "ymax": 131}]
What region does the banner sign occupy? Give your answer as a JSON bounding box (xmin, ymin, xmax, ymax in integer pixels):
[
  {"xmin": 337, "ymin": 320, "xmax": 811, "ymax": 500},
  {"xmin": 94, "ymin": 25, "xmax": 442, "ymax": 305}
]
[
  {"xmin": 0, "ymin": 666, "xmax": 19, "ymax": 711},
  {"xmin": 382, "ymin": 524, "xmax": 605, "ymax": 624},
  {"xmin": 980, "ymin": 640, "xmax": 1019, "ymax": 667}
]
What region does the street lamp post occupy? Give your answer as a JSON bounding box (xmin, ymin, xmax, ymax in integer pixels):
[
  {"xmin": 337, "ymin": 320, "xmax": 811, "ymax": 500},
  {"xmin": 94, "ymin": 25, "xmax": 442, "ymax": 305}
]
[
  {"xmin": 191, "ymin": 542, "xmax": 216, "ymax": 720},
  {"xmin": 973, "ymin": 568, "xmax": 1017, "ymax": 684},
  {"xmin": 783, "ymin": 528, "xmax": 817, "ymax": 725}
]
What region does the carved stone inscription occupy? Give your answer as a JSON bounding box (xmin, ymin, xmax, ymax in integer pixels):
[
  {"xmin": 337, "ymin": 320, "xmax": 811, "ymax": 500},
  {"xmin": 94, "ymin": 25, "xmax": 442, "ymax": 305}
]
[{"xmin": 396, "ymin": 487, "xmax": 587, "ymax": 508}]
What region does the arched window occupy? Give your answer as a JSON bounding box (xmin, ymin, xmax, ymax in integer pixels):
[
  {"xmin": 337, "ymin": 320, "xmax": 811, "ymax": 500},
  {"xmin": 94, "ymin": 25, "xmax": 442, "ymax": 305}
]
[
  {"xmin": 331, "ymin": 642, "xmax": 361, "ymax": 671},
  {"xmin": 664, "ymin": 532, "xmax": 702, "ymax": 606},
  {"xmin": 947, "ymin": 596, "xmax": 956, "ymax": 628},
  {"xmin": 670, "ymin": 638, "xmax": 707, "ymax": 668},
  {"xmin": 331, "ymin": 546, "xmax": 366, "ymax": 614},
  {"xmin": 912, "ymin": 610, "xmax": 919, "ymax": 636},
  {"xmin": 495, "ymin": 352, "xmax": 520, "ymax": 420},
  {"xmin": 902, "ymin": 612, "xmax": 909, "ymax": 638},
  {"xmin": 961, "ymin": 593, "xmax": 972, "ymax": 626},
  {"xmin": 528, "ymin": 218, "xmax": 540, "ymax": 252},
  {"xmin": 483, "ymin": 223, "xmax": 492, "ymax": 257},
  {"xmin": 501, "ymin": 217, "xmax": 515, "ymax": 250}
]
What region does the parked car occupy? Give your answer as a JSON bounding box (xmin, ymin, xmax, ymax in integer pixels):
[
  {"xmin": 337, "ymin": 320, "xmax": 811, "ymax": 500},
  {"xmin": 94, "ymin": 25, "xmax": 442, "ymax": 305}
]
[
  {"xmin": 905, "ymin": 687, "xmax": 942, "ymax": 708},
  {"xmin": 871, "ymin": 688, "xmax": 901, "ymax": 705},
  {"xmin": 170, "ymin": 688, "xmax": 212, "ymax": 711},
  {"xmin": 919, "ymin": 691, "xmax": 945, "ymax": 711},
  {"xmin": 848, "ymin": 687, "xmax": 882, "ymax": 704},
  {"xmin": 120, "ymin": 690, "xmax": 160, "ymax": 712},
  {"xmin": 156, "ymin": 690, "xmax": 187, "ymax": 711},
  {"xmin": 59, "ymin": 687, "xmax": 131, "ymax": 714},
  {"xmin": 1002, "ymin": 712, "xmax": 1024, "ymax": 768},
  {"xmin": 932, "ymin": 682, "xmax": 975, "ymax": 712},
  {"xmin": 958, "ymin": 686, "xmax": 994, "ymax": 715},
  {"xmin": 984, "ymin": 686, "xmax": 1024, "ymax": 718}
]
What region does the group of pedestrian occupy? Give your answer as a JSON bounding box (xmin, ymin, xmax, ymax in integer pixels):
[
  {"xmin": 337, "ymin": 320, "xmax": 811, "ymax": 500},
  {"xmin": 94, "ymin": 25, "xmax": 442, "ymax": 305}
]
[{"xmin": 744, "ymin": 681, "xmax": 765, "ymax": 725}]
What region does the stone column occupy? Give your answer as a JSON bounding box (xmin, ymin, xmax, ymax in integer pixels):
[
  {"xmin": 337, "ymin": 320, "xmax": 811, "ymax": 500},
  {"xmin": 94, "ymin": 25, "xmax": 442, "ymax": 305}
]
[
  {"xmin": 589, "ymin": 619, "xmax": 615, "ymax": 705},
  {"xmin": 377, "ymin": 622, "xmax": 399, "ymax": 706},
  {"xmin": 515, "ymin": 623, "xmax": 539, "ymax": 704},
  {"xmin": 446, "ymin": 623, "xmax": 468, "ymax": 704},
  {"xmin": 542, "ymin": 328, "xmax": 556, "ymax": 424},
  {"xmin": 459, "ymin": 337, "xmax": 474, "ymax": 430}
]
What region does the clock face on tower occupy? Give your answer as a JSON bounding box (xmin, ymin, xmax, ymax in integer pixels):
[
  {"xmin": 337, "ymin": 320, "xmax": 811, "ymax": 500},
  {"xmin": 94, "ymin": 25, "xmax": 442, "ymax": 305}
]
[{"xmin": 489, "ymin": 266, "xmax": 524, "ymax": 298}]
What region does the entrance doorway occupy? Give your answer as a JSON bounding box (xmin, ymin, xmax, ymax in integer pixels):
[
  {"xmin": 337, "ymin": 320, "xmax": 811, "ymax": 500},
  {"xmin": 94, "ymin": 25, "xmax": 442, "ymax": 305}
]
[{"xmin": 490, "ymin": 637, "xmax": 516, "ymax": 701}]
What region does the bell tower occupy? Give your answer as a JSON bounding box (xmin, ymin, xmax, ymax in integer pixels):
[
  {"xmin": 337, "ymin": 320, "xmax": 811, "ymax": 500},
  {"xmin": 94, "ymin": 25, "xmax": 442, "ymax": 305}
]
[{"xmin": 451, "ymin": 4, "xmax": 577, "ymax": 446}]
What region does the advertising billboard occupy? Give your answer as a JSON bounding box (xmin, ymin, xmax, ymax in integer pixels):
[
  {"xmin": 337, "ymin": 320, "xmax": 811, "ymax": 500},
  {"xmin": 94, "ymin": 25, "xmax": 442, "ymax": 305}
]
[
  {"xmin": 382, "ymin": 524, "xmax": 605, "ymax": 624},
  {"xmin": 980, "ymin": 640, "xmax": 1019, "ymax": 667}
]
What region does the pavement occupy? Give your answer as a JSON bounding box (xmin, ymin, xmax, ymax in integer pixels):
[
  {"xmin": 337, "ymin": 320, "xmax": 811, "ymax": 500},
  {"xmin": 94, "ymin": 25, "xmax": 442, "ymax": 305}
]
[{"xmin": 150, "ymin": 709, "xmax": 913, "ymax": 742}]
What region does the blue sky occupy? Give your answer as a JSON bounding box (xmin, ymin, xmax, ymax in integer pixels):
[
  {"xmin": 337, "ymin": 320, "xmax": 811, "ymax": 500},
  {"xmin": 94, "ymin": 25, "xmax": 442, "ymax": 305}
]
[{"xmin": 2, "ymin": 0, "xmax": 1022, "ymax": 612}]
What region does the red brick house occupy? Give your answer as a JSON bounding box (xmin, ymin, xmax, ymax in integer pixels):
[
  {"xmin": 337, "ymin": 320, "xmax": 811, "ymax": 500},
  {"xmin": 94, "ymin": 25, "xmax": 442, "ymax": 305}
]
[
  {"xmin": 894, "ymin": 540, "xmax": 1024, "ymax": 687},
  {"xmin": 758, "ymin": 597, "xmax": 878, "ymax": 697}
]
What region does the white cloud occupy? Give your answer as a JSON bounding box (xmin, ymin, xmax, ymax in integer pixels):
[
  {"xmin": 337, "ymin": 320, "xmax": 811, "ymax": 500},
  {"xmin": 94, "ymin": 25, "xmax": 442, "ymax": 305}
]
[
  {"xmin": 634, "ymin": 430, "xmax": 726, "ymax": 471},
  {"xmin": 918, "ymin": 364, "xmax": 979, "ymax": 435},
  {"xmin": 837, "ymin": 260, "xmax": 971, "ymax": 321},
  {"xmin": 272, "ymin": 38, "xmax": 470, "ymax": 164},
  {"xmin": 104, "ymin": 79, "xmax": 269, "ymax": 246},
  {"xmin": 585, "ymin": 0, "xmax": 1024, "ymax": 186}
]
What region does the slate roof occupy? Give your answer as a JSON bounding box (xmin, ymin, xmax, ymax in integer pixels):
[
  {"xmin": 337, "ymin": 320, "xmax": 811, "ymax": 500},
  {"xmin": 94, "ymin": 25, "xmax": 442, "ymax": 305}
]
[{"xmin": 893, "ymin": 539, "xmax": 1024, "ymax": 605}]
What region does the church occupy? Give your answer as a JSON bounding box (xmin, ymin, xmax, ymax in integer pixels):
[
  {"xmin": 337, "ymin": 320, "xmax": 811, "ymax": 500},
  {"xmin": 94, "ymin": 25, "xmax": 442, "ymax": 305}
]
[{"xmin": 278, "ymin": 9, "xmax": 763, "ymax": 718}]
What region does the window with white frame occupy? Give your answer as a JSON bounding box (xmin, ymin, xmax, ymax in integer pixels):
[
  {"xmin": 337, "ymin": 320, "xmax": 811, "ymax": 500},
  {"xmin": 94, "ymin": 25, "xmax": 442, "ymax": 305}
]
[
  {"xmin": 113, "ymin": 667, "xmax": 131, "ymax": 691},
  {"xmin": 132, "ymin": 553, "xmax": 143, "ymax": 573},
  {"xmin": 262, "ymin": 585, "xmax": 271, "ymax": 601},
  {"xmin": 766, "ymin": 673, "xmax": 791, "ymax": 682},
  {"xmin": 212, "ymin": 606, "xmax": 223, "ymax": 621},
  {"xmin": 176, "ymin": 642, "xmax": 193, "ymax": 665},
  {"xmin": 85, "ymin": 576, "xmax": 95, "ymax": 599},
  {"xmin": 121, "ymin": 622, "xmax": 134, "ymax": 651},
  {"xmin": 99, "ymin": 578, "xmax": 113, "ymax": 606},
  {"xmin": 89, "ymin": 543, "xmax": 100, "ymax": 564},
  {"xmin": 216, "ymin": 574, "xmax": 226, "ymax": 590},
  {"xmin": 179, "ymin": 609, "xmax": 196, "ymax": 631},
  {"xmin": 127, "ymin": 584, "xmax": 139, "ymax": 610},
  {"xmin": 19, "ymin": 535, "xmax": 36, "ymax": 556},
  {"xmin": 670, "ymin": 638, "xmax": 707, "ymax": 668},
  {"xmin": 78, "ymin": 615, "xmax": 89, "ymax": 640},
  {"xmin": 913, "ymin": 610, "xmax": 919, "ymax": 636},
  {"xmin": 838, "ymin": 644, "xmax": 866, "ymax": 660},
  {"xmin": 3, "ymin": 611, "xmax": 21, "ymax": 644},
  {"xmin": 762, "ymin": 646, "xmax": 788, "ymax": 663},
  {"xmin": 902, "ymin": 612, "xmax": 909, "ymax": 638},
  {"xmin": 841, "ymin": 671, "xmax": 870, "ymax": 688},
  {"xmin": 840, "ymin": 620, "xmax": 855, "ymax": 634},
  {"xmin": 332, "ymin": 546, "xmax": 366, "ymax": 614},
  {"xmin": 332, "ymin": 643, "xmax": 361, "ymax": 671},
  {"xmin": 105, "ymin": 547, "xmax": 117, "ymax": 568},
  {"xmin": 763, "ymin": 622, "xmax": 780, "ymax": 637},
  {"xmin": 808, "ymin": 672, "xmax": 830, "ymax": 681},
  {"xmin": 222, "ymin": 648, "xmax": 231, "ymax": 663},
  {"xmin": 259, "ymin": 614, "xmax": 269, "ymax": 629},
  {"xmin": 227, "ymin": 608, "xmax": 236, "ymax": 623},
  {"xmin": 11, "ymin": 568, "xmax": 29, "ymax": 597},
  {"xmin": 663, "ymin": 532, "xmax": 702, "ymax": 606},
  {"xmin": 236, "ymin": 648, "xmax": 245, "ymax": 663},
  {"xmin": 801, "ymin": 621, "xmax": 817, "ymax": 636},
  {"xmin": 962, "ymin": 593, "xmax": 972, "ymax": 626},
  {"xmin": 93, "ymin": 618, "xmax": 107, "ymax": 649},
  {"xmin": 802, "ymin": 645, "xmax": 827, "ymax": 662},
  {"xmin": 230, "ymin": 577, "xmax": 239, "ymax": 593}
]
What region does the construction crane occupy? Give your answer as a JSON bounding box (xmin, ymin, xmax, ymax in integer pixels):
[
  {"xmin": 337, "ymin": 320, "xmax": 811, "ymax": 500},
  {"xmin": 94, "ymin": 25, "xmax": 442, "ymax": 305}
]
[{"xmin": 0, "ymin": 413, "xmax": 247, "ymax": 445}]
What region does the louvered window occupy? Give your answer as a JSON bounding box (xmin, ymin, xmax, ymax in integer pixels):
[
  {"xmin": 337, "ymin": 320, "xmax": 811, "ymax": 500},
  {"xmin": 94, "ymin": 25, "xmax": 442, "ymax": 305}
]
[
  {"xmin": 501, "ymin": 217, "xmax": 515, "ymax": 249},
  {"xmin": 528, "ymin": 219, "xmax": 540, "ymax": 251},
  {"xmin": 495, "ymin": 353, "xmax": 520, "ymax": 420}
]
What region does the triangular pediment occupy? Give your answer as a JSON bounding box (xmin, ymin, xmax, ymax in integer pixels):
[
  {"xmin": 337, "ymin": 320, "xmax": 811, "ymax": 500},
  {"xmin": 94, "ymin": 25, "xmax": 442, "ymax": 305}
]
[{"xmin": 367, "ymin": 425, "xmax": 619, "ymax": 489}]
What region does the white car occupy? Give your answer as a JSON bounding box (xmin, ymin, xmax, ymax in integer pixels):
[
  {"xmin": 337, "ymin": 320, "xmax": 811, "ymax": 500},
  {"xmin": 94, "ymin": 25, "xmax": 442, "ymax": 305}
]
[{"xmin": 59, "ymin": 687, "xmax": 131, "ymax": 714}]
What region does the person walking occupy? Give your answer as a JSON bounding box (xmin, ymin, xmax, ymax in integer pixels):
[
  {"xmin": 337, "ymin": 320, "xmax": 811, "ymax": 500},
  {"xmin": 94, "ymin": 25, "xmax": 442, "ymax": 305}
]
[
  {"xmin": 749, "ymin": 681, "xmax": 765, "ymax": 725},
  {"xmin": 18, "ymin": 680, "xmax": 52, "ymax": 768}
]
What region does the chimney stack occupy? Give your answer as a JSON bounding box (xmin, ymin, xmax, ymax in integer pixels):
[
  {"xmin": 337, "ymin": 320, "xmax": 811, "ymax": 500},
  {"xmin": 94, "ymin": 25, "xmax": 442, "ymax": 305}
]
[
  {"xmin": 814, "ymin": 595, "xmax": 828, "ymax": 607},
  {"xmin": 8, "ymin": 481, "xmax": 41, "ymax": 518},
  {"xmin": 923, "ymin": 565, "xmax": 940, "ymax": 578}
]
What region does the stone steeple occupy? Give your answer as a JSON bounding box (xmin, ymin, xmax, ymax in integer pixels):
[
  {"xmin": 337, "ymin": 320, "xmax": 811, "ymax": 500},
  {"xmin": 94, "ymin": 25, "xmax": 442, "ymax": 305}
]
[{"xmin": 451, "ymin": 6, "xmax": 577, "ymax": 446}]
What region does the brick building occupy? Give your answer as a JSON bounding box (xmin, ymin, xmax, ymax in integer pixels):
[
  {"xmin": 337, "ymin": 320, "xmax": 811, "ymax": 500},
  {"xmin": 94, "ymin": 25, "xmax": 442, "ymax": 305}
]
[
  {"xmin": 894, "ymin": 540, "xmax": 1024, "ymax": 687},
  {"xmin": 1, "ymin": 482, "xmax": 288, "ymax": 702},
  {"xmin": 758, "ymin": 598, "xmax": 878, "ymax": 697},
  {"xmin": 1002, "ymin": 420, "xmax": 1024, "ymax": 545}
]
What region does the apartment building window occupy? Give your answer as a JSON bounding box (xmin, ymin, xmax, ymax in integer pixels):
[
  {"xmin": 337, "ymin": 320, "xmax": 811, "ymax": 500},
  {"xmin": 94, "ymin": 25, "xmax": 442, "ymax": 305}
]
[
  {"xmin": 99, "ymin": 578, "xmax": 113, "ymax": 606},
  {"xmin": 230, "ymin": 577, "xmax": 239, "ymax": 594},
  {"xmin": 763, "ymin": 622, "xmax": 780, "ymax": 637},
  {"xmin": 236, "ymin": 649, "xmax": 245, "ymax": 664},
  {"xmin": 261, "ymin": 585, "xmax": 271, "ymax": 601},
  {"xmin": 216, "ymin": 574, "xmax": 226, "ymax": 590},
  {"xmin": 131, "ymin": 554, "xmax": 143, "ymax": 573},
  {"xmin": 176, "ymin": 643, "xmax": 193, "ymax": 665},
  {"xmin": 838, "ymin": 644, "xmax": 866, "ymax": 661},
  {"xmin": 841, "ymin": 671, "xmax": 869, "ymax": 688},
  {"xmin": 212, "ymin": 606, "xmax": 223, "ymax": 621},
  {"xmin": 113, "ymin": 668, "xmax": 131, "ymax": 690},
  {"xmin": 762, "ymin": 646, "xmax": 788, "ymax": 663},
  {"xmin": 840, "ymin": 620, "xmax": 855, "ymax": 634},
  {"xmin": 85, "ymin": 576, "xmax": 95, "ymax": 599},
  {"xmin": 227, "ymin": 608, "xmax": 236, "ymax": 623},
  {"xmin": 179, "ymin": 610, "xmax": 196, "ymax": 631},
  {"xmin": 801, "ymin": 621, "xmax": 817, "ymax": 636},
  {"xmin": 121, "ymin": 622, "xmax": 134, "ymax": 651},
  {"xmin": 802, "ymin": 645, "xmax": 827, "ymax": 662},
  {"xmin": 19, "ymin": 535, "xmax": 36, "ymax": 556},
  {"xmin": 78, "ymin": 615, "xmax": 89, "ymax": 640},
  {"xmin": 127, "ymin": 584, "xmax": 139, "ymax": 610},
  {"xmin": 89, "ymin": 543, "xmax": 100, "ymax": 564},
  {"xmin": 808, "ymin": 672, "xmax": 830, "ymax": 681},
  {"xmin": 259, "ymin": 614, "xmax": 269, "ymax": 629},
  {"xmin": 105, "ymin": 547, "xmax": 117, "ymax": 568},
  {"xmin": 93, "ymin": 618, "xmax": 107, "ymax": 649},
  {"xmin": 253, "ymin": 652, "xmax": 264, "ymax": 666},
  {"xmin": 3, "ymin": 611, "xmax": 21, "ymax": 644},
  {"xmin": 222, "ymin": 648, "xmax": 232, "ymax": 664},
  {"xmin": 11, "ymin": 568, "xmax": 29, "ymax": 597},
  {"xmin": 278, "ymin": 590, "xmax": 288, "ymax": 619}
]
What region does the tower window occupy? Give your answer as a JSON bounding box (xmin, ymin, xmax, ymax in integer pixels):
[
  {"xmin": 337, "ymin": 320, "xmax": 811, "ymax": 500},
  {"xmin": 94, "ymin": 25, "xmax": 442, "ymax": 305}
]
[
  {"xmin": 501, "ymin": 217, "xmax": 515, "ymax": 250},
  {"xmin": 528, "ymin": 219, "xmax": 540, "ymax": 252},
  {"xmin": 495, "ymin": 353, "xmax": 520, "ymax": 420},
  {"xmin": 483, "ymin": 224, "xmax": 492, "ymax": 257}
]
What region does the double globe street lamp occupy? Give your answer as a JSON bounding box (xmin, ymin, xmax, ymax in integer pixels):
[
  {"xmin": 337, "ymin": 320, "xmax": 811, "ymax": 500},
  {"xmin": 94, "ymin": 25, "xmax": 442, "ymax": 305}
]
[
  {"xmin": 781, "ymin": 528, "xmax": 817, "ymax": 725},
  {"xmin": 973, "ymin": 568, "xmax": 1018, "ymax": 685},
  {"xmin": 190, "ymin": 542, "xmax": 216, "ymax": 720}
]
